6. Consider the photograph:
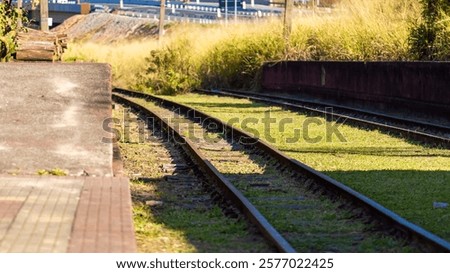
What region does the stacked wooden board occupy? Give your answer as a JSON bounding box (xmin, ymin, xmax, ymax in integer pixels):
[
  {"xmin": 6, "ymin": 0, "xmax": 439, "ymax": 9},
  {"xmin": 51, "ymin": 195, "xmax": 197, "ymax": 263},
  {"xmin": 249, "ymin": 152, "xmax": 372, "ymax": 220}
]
[{"xmin": 16, "ymin": 28, "xmax": 67, "ymax": 61}]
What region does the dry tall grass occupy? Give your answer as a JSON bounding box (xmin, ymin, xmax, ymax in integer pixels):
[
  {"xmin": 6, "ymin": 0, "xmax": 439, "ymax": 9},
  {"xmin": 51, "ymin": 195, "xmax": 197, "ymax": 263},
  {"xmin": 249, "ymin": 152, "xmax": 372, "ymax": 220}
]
[
  {"xmin": 64, "ymin": 0, "xmax": 426, "ymax": 92},
  {"xmin": 63, "ymin": 40, "xmax": 159, "ymax": 88},
  {"xmin": 289, "ymin": 0, "xmax": 421, "ymax": 60}
]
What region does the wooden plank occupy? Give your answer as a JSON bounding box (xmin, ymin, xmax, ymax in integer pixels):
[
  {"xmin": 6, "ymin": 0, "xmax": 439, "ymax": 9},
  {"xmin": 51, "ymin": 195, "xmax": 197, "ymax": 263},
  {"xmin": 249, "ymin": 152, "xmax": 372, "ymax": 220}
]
[
  {"xmin": 17, "ymin": 40, "xmax": 54, "ymax": 46},
  {"xmin": 17, "ymin": 45, "xmax": 55, "ymax": 51},
  {"xmin": 16, "ymin": 50, "xmax": 54, "ymax": 61},
  {"xmin": 56, "ymin": 33, "xmax": 68, "ymax": 39},
  {"xmin": 17, "ymin": 35, "xmax": 56, "ymax": 42}
]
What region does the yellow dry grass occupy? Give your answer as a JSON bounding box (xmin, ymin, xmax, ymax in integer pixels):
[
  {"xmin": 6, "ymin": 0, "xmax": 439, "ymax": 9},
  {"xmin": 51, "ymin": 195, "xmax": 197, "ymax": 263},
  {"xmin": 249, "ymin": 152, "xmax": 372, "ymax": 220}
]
[{"xmin": 63, "ymin": 0, "xmax": 422, "ymax": 89}]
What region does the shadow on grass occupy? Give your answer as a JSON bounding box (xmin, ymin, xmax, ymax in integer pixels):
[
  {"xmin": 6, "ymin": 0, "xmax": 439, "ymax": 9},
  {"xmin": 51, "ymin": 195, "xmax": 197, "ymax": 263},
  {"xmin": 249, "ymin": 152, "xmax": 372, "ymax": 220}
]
[
  {"xmin": 280, "ymin": 146, "xmax": 450, "ymax": 157},
  {"xmin": 182, "ymin": 101, "xmax": 269, "ymax": 110},
  {"xmin": 176, "ymin": 96, "xmax": 449, "ymax": 150},
  {"xmin": 137, "ymin": 165, "xmax": 450, "ymax": 252},
  {"xmin": 323, "ymin": 170, "xmax": 450, "ymax": 242},
  {"xmin": 222, "ymin": 168, "xmax": 450, "ymax": 250},
  {"xmin": 127, "ymin": 98, "xmax": 450, "ymax": 252}
]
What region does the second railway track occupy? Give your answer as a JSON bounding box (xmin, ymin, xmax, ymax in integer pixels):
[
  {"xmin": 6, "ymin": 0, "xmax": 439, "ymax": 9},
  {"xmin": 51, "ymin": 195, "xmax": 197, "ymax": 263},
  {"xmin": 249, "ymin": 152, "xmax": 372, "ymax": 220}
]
[
  {"xmin": 113, "ymin": 88, "xmax": 450, "ymax": 252},
  {"xmin": 195, "ymin": 89, "xmax": 450, "ymax": 148}
]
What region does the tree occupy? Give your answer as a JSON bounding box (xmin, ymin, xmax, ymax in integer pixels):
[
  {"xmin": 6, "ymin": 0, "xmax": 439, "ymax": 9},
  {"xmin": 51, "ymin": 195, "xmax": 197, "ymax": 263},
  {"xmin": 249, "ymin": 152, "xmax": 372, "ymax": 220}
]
[{"xmin": 0, "ymin": 0, "xmax": 27, "ymax": 61}]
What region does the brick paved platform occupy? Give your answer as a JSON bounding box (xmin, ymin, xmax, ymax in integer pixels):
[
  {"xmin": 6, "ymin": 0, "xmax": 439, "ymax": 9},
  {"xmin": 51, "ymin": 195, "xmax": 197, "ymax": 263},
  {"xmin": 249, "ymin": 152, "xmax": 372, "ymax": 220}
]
[{"xmin": 0, "ymin": 176, "xmax": 136, "ymax": 253}]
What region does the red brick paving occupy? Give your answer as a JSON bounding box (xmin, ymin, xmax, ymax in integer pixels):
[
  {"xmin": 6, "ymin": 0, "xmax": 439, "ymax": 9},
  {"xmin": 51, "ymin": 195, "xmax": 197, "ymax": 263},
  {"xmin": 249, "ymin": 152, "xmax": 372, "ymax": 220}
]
[{"xmin": 68, "ymin": 177, "xmax": 136, "ymax": 253}]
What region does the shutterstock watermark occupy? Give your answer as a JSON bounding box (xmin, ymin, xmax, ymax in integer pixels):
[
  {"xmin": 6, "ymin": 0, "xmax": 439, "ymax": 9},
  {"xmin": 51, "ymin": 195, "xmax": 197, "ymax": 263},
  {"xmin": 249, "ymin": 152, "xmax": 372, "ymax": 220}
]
[{"xmin": 102, "ymin": 108, "xmax": 347, "ymax": 144}]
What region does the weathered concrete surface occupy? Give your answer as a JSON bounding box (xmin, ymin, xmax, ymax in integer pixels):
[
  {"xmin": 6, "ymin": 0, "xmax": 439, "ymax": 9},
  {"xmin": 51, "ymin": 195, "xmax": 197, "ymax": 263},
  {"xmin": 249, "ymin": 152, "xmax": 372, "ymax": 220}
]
[
  {"xmin": 261, "ymin": 61, "xmax": 450, "ymax": 120},
  {"xmin": 0, "ymin": 63, "xmax": 113, "ymax": 176}
]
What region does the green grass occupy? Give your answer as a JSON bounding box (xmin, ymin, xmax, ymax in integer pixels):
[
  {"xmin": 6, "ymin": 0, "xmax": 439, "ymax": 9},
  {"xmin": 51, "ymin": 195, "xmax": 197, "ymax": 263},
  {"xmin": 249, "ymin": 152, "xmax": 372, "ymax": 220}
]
[
  {"xmin": 124, "ymin": 96, "xmax": 414, "ymax": 252},
  {"xmin": 133, "ymin": 199, "xmax": 270, "ymax": 252},
  {"xmin": 157, "ymin": 93, "xmax": 450, "ymax": 241},
  {"xmin": 133, "ymin": 203, "xmax": 197, "ymax": 253}
]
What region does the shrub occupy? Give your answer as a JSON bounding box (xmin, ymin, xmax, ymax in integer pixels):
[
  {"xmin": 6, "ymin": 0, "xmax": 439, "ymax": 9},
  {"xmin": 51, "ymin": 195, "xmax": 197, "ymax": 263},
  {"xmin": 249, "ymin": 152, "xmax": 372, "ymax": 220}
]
[
  {"xmin": 409, "ymin": 0, "xmax": 450, "ymax": 60},
  {"xmin": 135, "ymin": 38, "xmax": 200, "ymax": 95},
  {"xmin": 200, "ymin": 29, "xmax": 284, "ymax": 89}
]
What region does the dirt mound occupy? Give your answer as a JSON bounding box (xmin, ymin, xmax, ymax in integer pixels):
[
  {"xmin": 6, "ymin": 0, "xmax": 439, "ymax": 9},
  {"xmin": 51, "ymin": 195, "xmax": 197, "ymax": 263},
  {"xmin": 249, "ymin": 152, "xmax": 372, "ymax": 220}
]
[{"xmin": 52, "ymin": 13, "xmax": 159, "ymax": 43}]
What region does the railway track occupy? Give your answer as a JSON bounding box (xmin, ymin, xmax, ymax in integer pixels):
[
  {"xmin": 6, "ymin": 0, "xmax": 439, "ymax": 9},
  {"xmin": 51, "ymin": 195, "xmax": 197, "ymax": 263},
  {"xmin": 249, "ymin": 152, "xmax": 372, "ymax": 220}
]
[
  {"xmin": 195, "ymin": 89, "xmax": 450, "ymax": 149},
  {"xmin": 113, "ymin": 88, "xmax": 450, "ymax": 252},
  {"xmin": 113, "ymin": 103, "xmax": 275, "ymax": 252},
  {"xmin": 113, "ymin": 93, "xmax": 294, "ymax": 252}
]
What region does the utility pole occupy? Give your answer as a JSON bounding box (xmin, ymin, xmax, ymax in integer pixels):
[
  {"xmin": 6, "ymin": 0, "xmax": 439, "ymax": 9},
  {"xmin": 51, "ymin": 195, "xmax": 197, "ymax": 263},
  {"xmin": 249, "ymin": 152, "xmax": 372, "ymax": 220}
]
[
  {"xmin": 225, "ymin": 0, "xmax": 228, "ymax": 25},
  {"xmin": 234, "ymin": 0, "xmax": 237, "ymax": 22},
  {"xmin": 283, "ymin": 0, "xmax": 293, "ymax": 41},
  {"xmin": 40, "ymin": 0, "xmax": 49, "ymax": 32},
  {"xmin": 17, "ymin": 0, "xmax": 23, "ymax": 28},
  {"xmin": 312, "ymin": 0, "xmax": 316, "ymax": 16},
  {"xmin": 158, "ymin": 0, "xmax": 165, "ymax": 39}
]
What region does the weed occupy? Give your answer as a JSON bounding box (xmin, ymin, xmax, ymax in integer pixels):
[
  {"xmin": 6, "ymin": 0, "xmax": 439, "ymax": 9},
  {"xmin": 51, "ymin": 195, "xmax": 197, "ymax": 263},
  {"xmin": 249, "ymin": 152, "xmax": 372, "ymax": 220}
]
[{"xmin": 37, "ymin": 168, "xmax": 67, "ymax": 176}]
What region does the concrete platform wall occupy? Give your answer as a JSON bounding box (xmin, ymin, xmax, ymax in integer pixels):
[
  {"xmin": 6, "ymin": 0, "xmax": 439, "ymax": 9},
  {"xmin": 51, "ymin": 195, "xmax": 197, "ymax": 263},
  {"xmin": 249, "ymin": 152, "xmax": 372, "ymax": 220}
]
[{"xmin": 0, "ymin": 63, "xmax": 113, "ymax": 176}]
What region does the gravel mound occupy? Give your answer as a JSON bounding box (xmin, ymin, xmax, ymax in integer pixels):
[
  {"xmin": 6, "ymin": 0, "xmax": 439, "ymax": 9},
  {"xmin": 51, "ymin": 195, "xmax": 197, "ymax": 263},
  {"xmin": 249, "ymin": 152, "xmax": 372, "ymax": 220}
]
[{"xmin": 53, "ymin": 13, "xmax": 159, "ymax": 43}]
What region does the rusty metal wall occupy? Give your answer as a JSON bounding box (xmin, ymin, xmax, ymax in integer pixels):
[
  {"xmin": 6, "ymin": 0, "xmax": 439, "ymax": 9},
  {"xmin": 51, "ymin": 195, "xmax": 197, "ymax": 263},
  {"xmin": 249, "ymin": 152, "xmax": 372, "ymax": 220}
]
[{"xmin": 261, "ymin": 61, "xmax": 450, "ymax": 116}]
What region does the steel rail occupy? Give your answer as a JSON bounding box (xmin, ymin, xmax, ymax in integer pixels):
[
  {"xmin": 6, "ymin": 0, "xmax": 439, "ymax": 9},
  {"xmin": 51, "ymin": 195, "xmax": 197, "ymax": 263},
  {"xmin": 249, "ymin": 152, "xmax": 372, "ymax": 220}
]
[
  {"xmin": 195, "ymin": 89, "xmax": 450, "ymax": 149},
  {"xmin": 199, "ymin": 88, "xmax": 450, "ymax": 133},
  {"xmin": 112, "ymin": 92, "xmax": 296, "ymax": 253},
  {"xmin": 113, "ymin": 87, "xmax": 450, "ymax": 252}
]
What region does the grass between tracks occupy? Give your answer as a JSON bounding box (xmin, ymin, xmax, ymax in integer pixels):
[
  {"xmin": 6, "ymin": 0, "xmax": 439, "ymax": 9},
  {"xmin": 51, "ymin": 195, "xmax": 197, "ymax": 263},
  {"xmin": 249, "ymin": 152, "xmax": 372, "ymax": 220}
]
[
  {"xmin": 157, "ymin": 93, "xmax": 450, "ymax": 242},
  {"xmin": 113, "ymin": 106, "xmax": 273, "ymax": 252},
  {"xmin": 124, "ymin": 96, "xmax": 414, "ymax": 252}
]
